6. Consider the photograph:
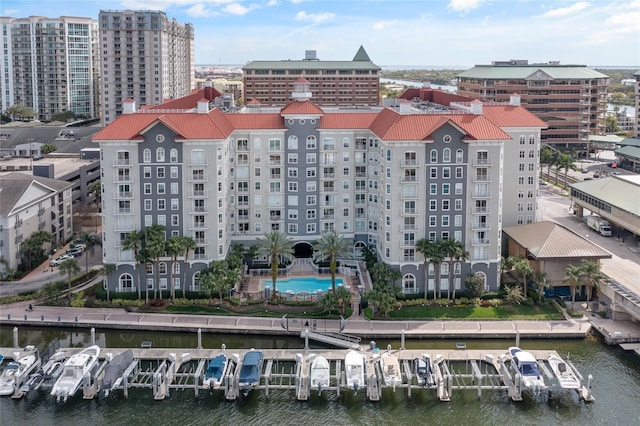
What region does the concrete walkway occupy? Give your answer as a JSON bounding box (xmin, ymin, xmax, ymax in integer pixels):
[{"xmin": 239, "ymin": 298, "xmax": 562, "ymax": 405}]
[{"xmin": 0, "ymin": 303, "xmax": 591, "ymax": 340}]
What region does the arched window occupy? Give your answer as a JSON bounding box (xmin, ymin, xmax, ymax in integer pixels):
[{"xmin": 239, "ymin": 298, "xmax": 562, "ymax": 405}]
[
  {"xmin": 454, "ymin": 262, "xmax": 461, "ymax": 275},
  {"xmin": 430, "ymin": 149, "xmax": 438, "ymax": 163},
  {"xmin": 440, "ymin": 262, "xmax": 449, "ymax": 275},
  {"xmin": 443, "ymin": 148, "xmax": 451, "ymax": 163},
  {"xmin": 159, "ymin": 262, "xmax": 167, "ymax": 274},
  {"xmin": 192, "ymin": 271, "xmax": 201, "ymax": 291},
  {"xmin": 288, "ymin": 135, "xmax": 298, "ymax": 150},
  {"xmin": 306, "ymin": 136, "xmax": 316, "ymax": 149},
  {"xmin": 476, "ymin": 272, "xmax": 488, "ymax": 291},
  {"xmin": 402, "ymin": 274, "xmax": 416, "ymax": 294},
  {"xmin": 170, "ymin": 148, "xmax": 178, "ymax": 163},
  {"xmin": 119, "ymin": 273, "xmax": 133, "ymax": 291},
  {"xmin": 428, "ymin": 263, "xmax": 435, "ymax": 275},
  {"xmin": 529, "ymin": 135, "xmax": 536, "ymax": 145},
  {"xmin": 456, "ymin": 149, "xmax": 464, "ymax": 163},
  {"xmin": 143, "ymin": 148, "xmax": 151, "ymax": 163},
  {"xmin": 386, "ymin": 149, "xmax": 392, "ymax": 161},
  {"xmin": 173, "ymin": 262, "xmax": 180, "ymax": 275},
  {"xmin": 519, "ymin": 136, "xmax": 526, "ymax": 144},
  {"xmin": 156, "ymin": 147, "xmax": 165, "ymax": 162}
]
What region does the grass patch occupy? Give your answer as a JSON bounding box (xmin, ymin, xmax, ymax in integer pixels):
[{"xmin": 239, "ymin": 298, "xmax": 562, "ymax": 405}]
[{"xmin": 386, "ymin": 304, "xmax": 563, "ymax": 320}]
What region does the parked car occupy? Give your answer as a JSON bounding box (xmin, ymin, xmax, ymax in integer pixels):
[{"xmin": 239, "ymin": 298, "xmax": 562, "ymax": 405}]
[
  {"xmin": 66, "ymin": 248, "xmax": 84, "ymax": 257},
  {"xmin": 49, "ymin": 255, "xmax": 72, "ymax": 267},
  {"xmin": 71, "ymin": 243, "xmax": 86, "ymax": 251}
]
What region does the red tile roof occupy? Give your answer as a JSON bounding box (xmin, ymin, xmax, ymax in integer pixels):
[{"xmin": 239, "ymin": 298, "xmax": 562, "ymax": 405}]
[
  {"xmin": 482, "ymin": 105, "xmax": 548, "ymax": 128},
  {"xmin": 319, "ymin": 113, "xmax": 378, "ymax": 129},
  {"xmin": 398, "ymin": 88, "xmax": 473, "ymax": 106},
  {"xmin": 144, "ymin": 87, "xmax": 222, "ymax": 110},
  {"xmin": 280, "ymin": 100, "xmax": 324, "ymax": 116},
  {"xmin": 226, "ymin": 113, "xmax": 286, "ymax": 130}
]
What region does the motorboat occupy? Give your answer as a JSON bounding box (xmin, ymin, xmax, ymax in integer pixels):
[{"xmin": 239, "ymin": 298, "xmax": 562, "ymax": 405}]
[
  {"xmin": 414, "ymin": 355, "xmax": 434, "ymax": 387},
  {"xmin": 508, "ymin": 347, "xmax": 545, "ymax": 392},
  {"xmin": 51, "ymin": 345, "xmax": 100, "ymax": 402},
  {"xmin": 344, "ymin": 350, "xmax": 365, "ymax": 392},
  {"xmin": 203, "ymin": 353, "xmax": 229, "ymax": 390},
  {"xmin": 379, "ymin": 352, "xmax": 402, "ymax": 390},
  {"xmin": 238, "ymin": 350, "xmax": 263, "ymax": 396},
  {"xmin": 102, "ymin": 349, "xmax": 134, "ymax": 397},
  {"xmin": 0, "ymin": 353, "xmax": 39, "ymax": 396},
  {"xmin": 548, "ymin": 354, "xmax": 581, "ymax": 389},
  {"xmin": 19, "ymin": 350, "xmax": 65, "ymax": 394},
  {"xmin": 309, "ymin": 355, "xmax": 330, "ymax": 393}
]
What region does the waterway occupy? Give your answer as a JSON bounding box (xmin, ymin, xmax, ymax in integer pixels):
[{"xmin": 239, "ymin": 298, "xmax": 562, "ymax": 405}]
[{"xmin": 1, "ymin": 327, "xmax": 639, "ymax": 425}]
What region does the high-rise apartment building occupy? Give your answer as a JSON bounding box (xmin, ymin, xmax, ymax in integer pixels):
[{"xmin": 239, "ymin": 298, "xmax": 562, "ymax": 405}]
[
  {"xmin": 0, "ymin": 16, "xmax": 99, "ymax": 121},
  {"xmin": 242, "ymin": 47, "xmax": 380, "ymax": 107},
  {"xmin": 457, "ymin": 60, "xmax": 609, "ymax": 151},
  {"xmin": 94, "ymin": 81, "xmax": 545, "ymax": 296},
  {"xmin": 634, "ymin": 70, "xmax": 640, "ymax": 138},
  {"xmin": 98, "ymin": 10, "xmax": 194, "ymax": 125}
]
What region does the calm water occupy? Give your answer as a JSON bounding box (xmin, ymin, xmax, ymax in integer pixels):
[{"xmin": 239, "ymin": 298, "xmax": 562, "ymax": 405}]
[
  {"xmin": 262, "ymin": 277, "xmax": 344, "ymax": 294},
  {"xmin": 1, "ymin": 327, "xmax": 640, "ymax": 425}
]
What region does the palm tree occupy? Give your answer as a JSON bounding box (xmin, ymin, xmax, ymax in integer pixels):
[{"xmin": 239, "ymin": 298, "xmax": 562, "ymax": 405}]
[
  {"xmin": 256, "ymin": 231, "xmax": 293, "ymax": 299},
  {"xmin": 137, "ymin": 248, "xmax": 153, "ymax": 302},
  {"xmin": 513, "ymin": 257, "xmax": 534, "ymax": 298},
  {"xmin": 540, "ymin": 146, "xmax": 559, "ymax": 180},
  {"xmin": 145, "ymin": 224, "xmax": 166, "ymax": 299},
  {"xmin": 449, "ymin": 241, "xmax": 469, "ymax": 301},
  {"xmin": 165, "ymin": 236, "xmax": 183, "ymax": 301},
  {"xmin": 101, "ymin": 263, "xmax": 116, "ymax": 302},
  {"xmin": 76, "ymin": 231, "xmax": 101, "ymax": 272},
  {"xmin": 59, "ymin": 258, "xmax": 80, "ymax": 303},
  {"xmin": 557, "ymin": 153, "xmax": 577, "ymax": 188},
  {"xmin": 198, "ymin": 269, "xmax": 216, "ymax": 303},
  {"xmin": 430, "ymin": 240, "xmax": 446, "ymax": 299},
  {"xmin": 122, "ymin": 230, "xmax": 145, "ymax": 299},
  {"xmin": 564, "ymin": 264, "xmax": 583, "ymax": 310},
  {"xmin": 533, "ymin": 271, "xmax": 550, "ymax": 303},
  {"xmin": 180, "ymin": 236, "xmax": 196, "ymax": 298},
  {"xmin": 580, "ymin": 260, "xmax": 603, "ymax": 302},
  {"xmin": 415, "ymin": 238, "xmax": 436, "ymax": 302},
  {"xmin": 312, "ymin": 230, "xmax": 351, "ymax": 292}
]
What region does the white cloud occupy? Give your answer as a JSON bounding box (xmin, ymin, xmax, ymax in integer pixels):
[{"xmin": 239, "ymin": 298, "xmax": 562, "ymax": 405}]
[
  {"xmin": 223, "ymin": 3, "xmax": 253, "ymax": 15},
  {"xmin": 373, "ymin": 21, "xmax": 395, "ymax": 31},
  {"xmin": 447, "ymin": 0, "xmax": 483, "ymax": 14},
  {"xmin": 267, "ymin": 0, "xmax": 279, "ymax": 6},
  {"xmin": 295, "ymin": 11, "xmax": 335, "ymax": 23},
  {"xmin": 541, "ymin": 1, "xmax": 590, "ymax": 18},
  {"xmin": 186, "ymin": 4, "xmax": 217, "ymax": 18}
]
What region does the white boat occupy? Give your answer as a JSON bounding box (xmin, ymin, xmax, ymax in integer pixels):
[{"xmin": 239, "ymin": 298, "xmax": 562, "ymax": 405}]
[
  {"xmin": 203, "ymin": 353, "xmax": 229, "ymax": 390},
  {"xmin": 309, "ymin": 355, "xmax": 330, "ymax": 393},
  {"xmin": 414, "ymin": 354, "xmax": 434, "ymax": 387},
  {"xmin": 508, "ymin": 347, "xmax": 545, "ymax": 392},
  {"xmin": 548, "ymin": 354, "xmax": 581, "ymax": 389},
  {"xmin": 344, "ymin": 350, "xmax": 365, "ymax": 392},
  {"xmin": 379, "ymin": 352, "xmax": 402, "ymax": 390},
  {"xmin": 0, "ymin": 353, "xmax": 38, "ymax": 396},
  {"xmin": 51, "ymin": 345, "xmax": 100, "ymax": 402}
]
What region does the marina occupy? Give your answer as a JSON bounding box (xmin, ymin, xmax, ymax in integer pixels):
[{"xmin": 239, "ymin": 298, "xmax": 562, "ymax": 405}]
[{"xmin": 0, "ymin": 327, "xmax": 595, "ymax": 405}]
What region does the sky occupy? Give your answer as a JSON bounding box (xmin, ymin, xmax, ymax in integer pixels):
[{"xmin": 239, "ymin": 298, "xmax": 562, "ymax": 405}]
[{"xmin": 2, "ymin": 0, "xmax": 639, "ymax": 67}]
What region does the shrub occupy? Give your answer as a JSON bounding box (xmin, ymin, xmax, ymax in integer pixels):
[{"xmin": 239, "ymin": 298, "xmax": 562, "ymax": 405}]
[
  {"xmin": 567, "ymin": 309, "xmax": 584, "ymax": 317},
  {"xmin": 111, "ymin": 299, "xmax": 144, "ymax": 307},
  {"xmin": 522, "ymin": 298, "xmax": 534, "ymax": 307}
]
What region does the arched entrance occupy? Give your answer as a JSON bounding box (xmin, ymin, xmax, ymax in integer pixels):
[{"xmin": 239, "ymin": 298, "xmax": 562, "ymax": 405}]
[{"xmin": 293, "ymin": 242, "xmax": 313, "ymax": 258}]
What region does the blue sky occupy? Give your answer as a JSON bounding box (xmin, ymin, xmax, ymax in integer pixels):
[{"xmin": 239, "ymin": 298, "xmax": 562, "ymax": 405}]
[{"xmin": 2, "ymin": 0, "xmax": 639, "ymax": 67}]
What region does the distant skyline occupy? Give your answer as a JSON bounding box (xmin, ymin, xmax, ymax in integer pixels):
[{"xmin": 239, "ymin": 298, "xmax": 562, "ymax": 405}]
[{"xmin": 2, "ymin": 0, "xmax": 639, "ymax": 68}]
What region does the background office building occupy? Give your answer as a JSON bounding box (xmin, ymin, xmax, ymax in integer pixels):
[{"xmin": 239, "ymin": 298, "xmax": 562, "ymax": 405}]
[
  {"xmin": 243, "ymin": 47, "xmax": 380, "ymax": 107},
  {"xmin": 0, "ymin": 15, "xmax": 100, "ymax": 121},
  {"xmin": 457, "ymin": 60, "xmax": 609, "ymax": 152},
  {"xmin": 94, "ymin": 80, "xmax": 545, "ymax": 296},
  {"xmin": 98, "ymin": 10, "xmax": 195, "ymax": 125}
]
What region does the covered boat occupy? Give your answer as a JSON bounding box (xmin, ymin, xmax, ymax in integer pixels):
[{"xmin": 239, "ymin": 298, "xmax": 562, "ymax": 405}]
[
  {"xmin": 414, "ymin": 354, "xmax": 434, "ymax": 387},
  {"xmin": 238, "ymin": 350, "xmax": 263, "ymax": 395},
  {"xmin": 344, "ymin": 350, "xmax": 365, "ymax": 392},
  {"xmin": 548, "ymin": 354, "xmax": 581, "ymax": 389},
  {"xmin": 379, "ymin": 352, "xmax": 402, "ymax": 389},
  {"xmin": 509, "ymin": 347, "xmax": 545, "ymax": 392},
  {"xmin": 0, "ymin": 353, "xmax": 38, "ymax": 396},
  {"xmin": 309, "ymin": 355, "xmax": 330, "ymax": 393},
  {"xmin": 51, "ymin": 345, "xmax": 100, "ymax": 402},
  {"xmin": 102, "ymin": 349, "xmax": 134, "ymax": 397},
  {"xmin": 203, "ymin": 353, "xmax": 229, "ymax": 390}
]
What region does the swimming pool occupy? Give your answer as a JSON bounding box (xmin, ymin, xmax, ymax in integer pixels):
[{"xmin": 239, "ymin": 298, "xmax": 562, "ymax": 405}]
[{"xmin": 261, "ymin": 277, "xmax": 344, "ymax": 294}]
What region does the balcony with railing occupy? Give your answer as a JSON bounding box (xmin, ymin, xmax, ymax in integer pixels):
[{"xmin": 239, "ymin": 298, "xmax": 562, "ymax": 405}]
[
  {"xmin": 113, "ymin": 175, "xmax": 133, "ymax": 183},
  {"xmin": 194, "ymin": 237, "xmax": 208, "ymax": 245},
  {"xmin": 401, "ymin": 191, "xmax": 418, "ymax": 199},
  {"xmin": 114, "ymin": 222, "xmax": 134, "ymax": 232},
  {"xmin": 190, "ymin": 221, "xmax": 208, "ymax": 230},
  {"xmin": 189, "ymin": 206, "xmax": 208, "ymax": 214},
  {"xmin": 322, "ymin": 214, "xmax": 335, "ymax": 220},
  {"xmin": 114, "ymin": 191, "xmax": 134, "ymax": 199},
  {"xmin": 401, "ymin": 224, "xmax": 419, "ymax": 231},
  {"xmin": 15, "ymin": 219, "xmax": 23, "ymax": 228},
  {"xmin": 188, "ymin": 174, "xmax": 207, "ymax": 183},
  {"xmin": 38, "ymin": 221, "xmax": 46, "ymax": 230},
  {"xmin": 114, "ymin": 207, "xmax": 134, "ymax": 215},
  {"xmin": 472, "ymin": 158, "xmax": 491, "ymax": 166},
  {"xmin": 401, "ymin": 159, "xmax": 418, "ymax": 167},
  {"xmin": 403, "ymin": 255, "xmax": 416, "ymax": 262},
  {"xmin": 401, "ymin": 208, "xmax": 419, "ymax": 215},
  {"xmin": 38, "ymin": 208, "xmax": 45, "ymax": 217},
  {"xmin": 473, "ymin": 238, "xmax": 491, "ymax": 245},
  {"xmin": 472, "ymin": 222, "xmax": 491, "ymax": 230},
  {"xmin": 472, "ymin": 206, "xmax": 491, "ymax": 214},
  {"xmin": 472, "ymin": 174, "xmax": 491, "ymax": 182},
  {"xmin": 189, "ymin": 190, "xmax": 208, "ymax": 198},
  {"xmin": 401, "ymin": 175, "xmax": 419, "ymax": 183},
  {"xmin": 194, "ymin": 253, "xmax": 208, "ymax": 260},
  {"xmin": 113, "ymin": 158, "xmax": 132, "ymax": 166}
]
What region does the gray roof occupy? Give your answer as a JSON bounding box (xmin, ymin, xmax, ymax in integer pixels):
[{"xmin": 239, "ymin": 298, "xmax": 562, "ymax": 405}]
[
  {"xmin": 571, "ymin": 175, "xmax": 640, "ymax": 215},
  {"xmin": 457, "ymin": 65, "xmax": 609, "ymax": 80},
  {"xmin": 244, "ymin": 46, "xmax": 379, "ymax": 71},
  {"xmin": 0, "ymin": 172, "xmax": 72, "ymax": 216},
  {"xmin": 615, "ymin": 145, "xmax": 640, "ymax": 160},
  {"xmin": 503, "ymin": 221, "xmax": 612, "ymax": 260},
  {"xmin": 617, "ymin": 137, "xmax": 640, "ymax": 148}
]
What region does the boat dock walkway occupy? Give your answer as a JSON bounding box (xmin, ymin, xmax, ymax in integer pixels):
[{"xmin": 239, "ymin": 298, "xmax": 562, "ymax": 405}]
[{"xmin": 0, "ymin": 334, "xmax": 595, "ymax": 404}]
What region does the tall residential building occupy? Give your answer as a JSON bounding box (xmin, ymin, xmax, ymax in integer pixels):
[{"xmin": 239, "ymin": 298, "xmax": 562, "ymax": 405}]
[
  {"xmin": 0, "ymin": 15, "xmax": 99, "ymax": 121},
  {"xmin": 242, "ymin": 46, "xmax": 380, "ymax": 106},
  {"xmin": 457, "ymin": 60, "xmax": 609, "ymax": 151},
  {"xmin": 634, "ymin": 70, "xmax": 640, "ymax": 138},
  {"xmin": 98, "ymin": 10, "xmax": 195, "ymax": 125},
  {"xmin": 93, "ymin": 81, "xmax": 545, "ymax": 296}
]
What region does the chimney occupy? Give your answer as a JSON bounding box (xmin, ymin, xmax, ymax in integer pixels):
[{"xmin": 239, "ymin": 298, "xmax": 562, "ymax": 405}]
[
  {"xmin": 509, "ymin": 93, "xmax": 521, "ymax": 106},
  {"xmin": 204, "ymin": 78, "xmax": 214, "ymax": 100},
  {"xmin": 399, "ymin": 99, "xmax": 412, "ymax": 114},
  {"xmin": 470, "ymin": 99, "xmax": 483, "ymax": 115},
  {"xmin": 123, "ymin": 98, "xmax": 136, "ymax": 114},
  {"xmin": 197, "ymin": 98, "xmax": 209, "ymax": 114},
  {"xmin": 292, "ymin": 77, "xmax": 312, "ymax": 102}
]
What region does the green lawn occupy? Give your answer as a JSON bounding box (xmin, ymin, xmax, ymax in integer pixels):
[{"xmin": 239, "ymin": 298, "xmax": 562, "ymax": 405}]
[{"xmin": 386, "ymin": 304, "xmax": 563, "ymax": 320}]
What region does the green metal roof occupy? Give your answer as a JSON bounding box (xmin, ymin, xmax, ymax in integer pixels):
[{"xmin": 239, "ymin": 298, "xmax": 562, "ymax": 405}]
[
  {"xmin": 617, "ymin": 137, "xmax": 640, "ymax": 147},
  {"xmin": 457, "ymin": 65, "xmax": 609, "ymax": 79},
  {"xmin": 615, "ymin": 145, "xmax": 640, "ymax": 160},
  {"xmin": 243, "ymin": 60, "xmax": 380, "ymax": 71},
  {"xmin": 571, "ymin": 175, "xmax": 640, "ymax": 215}
]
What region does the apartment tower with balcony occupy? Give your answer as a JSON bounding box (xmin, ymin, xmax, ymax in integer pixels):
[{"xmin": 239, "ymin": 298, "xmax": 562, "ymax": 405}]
[
  {"xmin": 98, "ymin": 10, "xmax": 195, "ymax": 125},
  {"xmin": 0, "ymin": 15, "xmax": 99, "ymax": 121}
]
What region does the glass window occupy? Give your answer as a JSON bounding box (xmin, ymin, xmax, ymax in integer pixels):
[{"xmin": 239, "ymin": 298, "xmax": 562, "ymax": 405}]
[
  {"xmin": 156, "ymin": 147, "xmax": 165, "ymax": 162},
  {"xmin": 170, "ymin": 149, "xmax": 178, "ymax": 163},
  {"xmin": 143, "ymin": 149, "xmax": 151, "ymax": 163},
  {"xmin": 430, "ymin": 149, "xmax": 438, "ymax": 163}
]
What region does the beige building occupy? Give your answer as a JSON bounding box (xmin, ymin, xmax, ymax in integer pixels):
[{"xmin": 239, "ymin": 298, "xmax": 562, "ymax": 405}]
[
  {"xmin": 0, "ymin": 173, "xmax": 73, "ymax": 272},
  {"xmin": 0, "ymin": 15, "xmax": 100, "ymax": 121},
  {"xmin": 98, "ymin": 10, "xmax": 195, "ymax": 125}
]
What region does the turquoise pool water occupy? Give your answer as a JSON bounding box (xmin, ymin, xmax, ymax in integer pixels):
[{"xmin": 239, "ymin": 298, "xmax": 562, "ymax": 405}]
[{"xmin": 261, "ymin": 277, "xmax": 344, "ymax": 293}]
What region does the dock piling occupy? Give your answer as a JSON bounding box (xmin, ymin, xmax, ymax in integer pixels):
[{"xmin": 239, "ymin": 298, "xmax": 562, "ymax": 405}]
[
  {"xmin": 91, "ymin": 328, "xmax": 95, "ymax": 346},
  {"xmin": 13, "ymin": 327, "xmax": 18, "ymax": 348},
  {"xmin": 197, "ymin": 328, "xmax": 202, "ymax": 349}
]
